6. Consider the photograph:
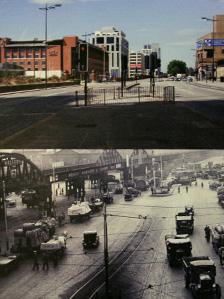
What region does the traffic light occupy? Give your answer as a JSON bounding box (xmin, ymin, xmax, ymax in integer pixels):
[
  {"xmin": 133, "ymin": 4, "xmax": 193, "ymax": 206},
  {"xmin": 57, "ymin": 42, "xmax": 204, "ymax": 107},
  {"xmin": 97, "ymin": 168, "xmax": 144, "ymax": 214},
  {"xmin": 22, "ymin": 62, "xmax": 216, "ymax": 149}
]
[
  {"xmin": 78, "ymin": 43, "xmax": 88, "ymax": 72},
  {"xmin": 149, "ymin": 52, "xmax": 157, "ymax": 72}
]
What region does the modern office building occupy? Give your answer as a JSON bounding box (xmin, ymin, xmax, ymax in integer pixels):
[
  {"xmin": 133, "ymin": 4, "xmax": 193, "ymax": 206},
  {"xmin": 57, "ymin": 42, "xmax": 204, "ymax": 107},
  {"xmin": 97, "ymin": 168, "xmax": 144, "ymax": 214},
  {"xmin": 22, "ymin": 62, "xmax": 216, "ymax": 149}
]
[
  {"xmin": 90, "ymin": 27, "xmax": 129, "ymax": 79},
  {"xmin": 196, "ymin": 15, "xmax": 224, "ymax": 80},
  {"xmin": 142, "ymin": 43, "xmax": 161, "ymax": 76},
  {"xmin": 129, "ymin": 51, "xmax": 146, "ymax": 78},
  {"xmin": 0, "ymin": 36, "xmax": 108, "ymax": 80}
]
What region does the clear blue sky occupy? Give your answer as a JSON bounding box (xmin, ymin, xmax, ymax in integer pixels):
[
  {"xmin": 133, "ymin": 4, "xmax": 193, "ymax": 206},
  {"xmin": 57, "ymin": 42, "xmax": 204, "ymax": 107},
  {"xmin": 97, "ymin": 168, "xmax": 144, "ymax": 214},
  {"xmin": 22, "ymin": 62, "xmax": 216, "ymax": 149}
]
[{"xmin": 0, "ymin": 0, "xmax": 224, "ymax": 71}]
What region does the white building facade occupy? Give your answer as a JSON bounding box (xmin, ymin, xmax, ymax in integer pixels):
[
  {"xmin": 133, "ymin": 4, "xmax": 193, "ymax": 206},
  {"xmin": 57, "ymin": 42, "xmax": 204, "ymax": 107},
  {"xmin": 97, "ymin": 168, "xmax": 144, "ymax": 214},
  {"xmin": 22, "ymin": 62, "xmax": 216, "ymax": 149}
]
[
  {"xmin": 129, "ymin": 51, "xmax": 146, "ymax": 78},
  {"xmin": 90, "ymin": 27, "xmax": 129, "ymax": 79}
]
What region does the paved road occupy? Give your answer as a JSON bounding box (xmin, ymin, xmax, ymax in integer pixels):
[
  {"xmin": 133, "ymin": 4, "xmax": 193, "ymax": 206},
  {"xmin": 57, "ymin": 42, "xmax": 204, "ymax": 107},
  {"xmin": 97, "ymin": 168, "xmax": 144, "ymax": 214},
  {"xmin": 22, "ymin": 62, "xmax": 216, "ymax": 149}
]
[
  {"xmin": 0, "ymin": 81, "xmax": 224, "ymax": 148},
  {"xmin": 1, "ymin": 177, "xmax": 224, "ymax": 297}
]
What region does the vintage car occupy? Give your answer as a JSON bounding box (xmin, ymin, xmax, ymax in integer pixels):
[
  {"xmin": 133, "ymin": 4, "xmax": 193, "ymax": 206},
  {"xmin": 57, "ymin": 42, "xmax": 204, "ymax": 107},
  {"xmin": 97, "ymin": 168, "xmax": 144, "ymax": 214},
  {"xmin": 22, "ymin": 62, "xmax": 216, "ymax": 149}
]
[
  {"xmin": 82, "ymin": 231, "xmax": 99, "ymax": 249},
  {"xmin": 102, "ymin": 192, "xmax": 114, "ymax": 204},
  {"xmin": 183, "ymin": 256, "xmax": 221, "ymax": 298},
  {"xmin": 165, "ymin": 234, "xmax": 192, "ymax": 267},
  {"xmin": 126, "ymin": 187, "xmax": 141, "ymax": 197},
  {"xmin": 124, "ymin": 192, "xmax": 133, "ymax": 201},
  {"xmin": 176, "ymin": 212, "xmax": 194, "ymax": 235}
]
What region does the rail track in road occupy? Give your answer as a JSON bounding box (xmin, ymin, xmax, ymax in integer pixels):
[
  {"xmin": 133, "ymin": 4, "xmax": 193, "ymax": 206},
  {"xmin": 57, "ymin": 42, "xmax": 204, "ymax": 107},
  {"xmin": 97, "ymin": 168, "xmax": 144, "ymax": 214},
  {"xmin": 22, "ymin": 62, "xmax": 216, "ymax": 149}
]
[{"xmin": 67, "ymin": 217, "xmax": 154, "ymax": 299}]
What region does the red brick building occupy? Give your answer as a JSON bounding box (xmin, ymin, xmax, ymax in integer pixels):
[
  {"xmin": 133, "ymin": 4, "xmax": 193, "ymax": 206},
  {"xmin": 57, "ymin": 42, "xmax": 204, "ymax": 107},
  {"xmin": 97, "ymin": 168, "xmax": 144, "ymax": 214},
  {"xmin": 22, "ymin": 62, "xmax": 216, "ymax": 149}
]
[{"xmin": 0, "ymin": 36, "xmax": 108, "ymax": 80}]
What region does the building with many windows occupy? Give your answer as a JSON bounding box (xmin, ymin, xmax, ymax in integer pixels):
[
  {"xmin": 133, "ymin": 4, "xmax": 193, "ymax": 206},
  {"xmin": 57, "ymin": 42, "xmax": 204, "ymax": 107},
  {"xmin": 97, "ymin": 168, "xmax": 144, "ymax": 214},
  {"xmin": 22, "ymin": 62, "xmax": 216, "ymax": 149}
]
[
  {"xmin": 196, "ymin": 15, "xmax": 224, "ymax": 80},
  {"xmin": 0, "ymin": 36, "xmax": 79, "ymax": 78},
  {"xmin": 90, "ymin": 27, "xmax": 129, "ymax": 79},
  {"xmin": 129, "ymin": 51, "xmax": 146, "ymax": 78},
  {"xmin": 0, "ymin": 36, "xmax": 108, "ymax": 80}
]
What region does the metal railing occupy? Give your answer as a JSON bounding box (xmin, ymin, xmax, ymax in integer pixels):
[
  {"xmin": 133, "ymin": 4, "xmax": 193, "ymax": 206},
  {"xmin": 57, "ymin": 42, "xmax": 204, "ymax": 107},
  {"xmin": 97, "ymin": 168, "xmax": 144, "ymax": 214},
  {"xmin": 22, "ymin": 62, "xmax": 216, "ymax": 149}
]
[{"xmin": 74, "ymin": 86, "xmax": 175, "ymax": 107}]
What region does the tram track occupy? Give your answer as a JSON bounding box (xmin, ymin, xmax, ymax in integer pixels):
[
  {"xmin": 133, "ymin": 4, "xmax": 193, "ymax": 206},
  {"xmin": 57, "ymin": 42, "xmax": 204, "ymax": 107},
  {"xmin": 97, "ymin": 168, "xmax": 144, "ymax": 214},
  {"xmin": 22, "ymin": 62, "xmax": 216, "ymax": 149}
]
[{"xmin": 67, "ymin": 217, "xmax": 153, "ymax": 299}]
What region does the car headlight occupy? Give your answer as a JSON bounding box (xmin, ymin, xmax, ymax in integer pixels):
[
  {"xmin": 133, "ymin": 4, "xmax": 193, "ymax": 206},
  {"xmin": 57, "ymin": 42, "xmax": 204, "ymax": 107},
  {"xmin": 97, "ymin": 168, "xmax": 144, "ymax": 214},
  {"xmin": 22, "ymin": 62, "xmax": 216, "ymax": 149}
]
[
  {"xmin": 197, "ymin": 284, "xmax": 201, "ymax": 289},
  {"xmin": 212, "ymin": 283, "xmax": 216, "ymax": 288}
]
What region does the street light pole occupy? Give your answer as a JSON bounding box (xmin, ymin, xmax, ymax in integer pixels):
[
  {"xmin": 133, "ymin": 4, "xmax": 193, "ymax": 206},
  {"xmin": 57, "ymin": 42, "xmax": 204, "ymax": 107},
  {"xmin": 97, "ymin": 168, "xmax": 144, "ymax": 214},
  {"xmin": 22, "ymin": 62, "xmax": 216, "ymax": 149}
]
[
  {"xmin": 39, "ymin": 3, "xmax": 62, "ymax": 89},
  {"xmin": 201, "ymin": 16, "xmax": 217, "ymax": 82},
  {"xmin": 103, "ymin": 201, "xmax": 109, "ymax": 297}
]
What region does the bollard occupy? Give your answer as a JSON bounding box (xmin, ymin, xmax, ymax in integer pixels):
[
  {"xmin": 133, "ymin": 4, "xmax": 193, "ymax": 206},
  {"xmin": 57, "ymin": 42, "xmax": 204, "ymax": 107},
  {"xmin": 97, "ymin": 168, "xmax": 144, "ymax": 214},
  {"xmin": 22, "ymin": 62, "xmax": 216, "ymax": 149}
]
[{"xmin": 75, "ymin": 90, "xmax": 79, "ymax": 107}]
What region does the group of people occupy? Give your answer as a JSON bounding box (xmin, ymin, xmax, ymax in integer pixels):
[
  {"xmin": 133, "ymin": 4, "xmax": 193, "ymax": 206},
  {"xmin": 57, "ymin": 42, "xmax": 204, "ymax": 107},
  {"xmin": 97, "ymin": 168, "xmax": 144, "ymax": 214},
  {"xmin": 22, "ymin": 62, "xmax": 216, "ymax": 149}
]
[
  {"xmin": 204, "ymin": 225, "xmax": 224, "ymax": 266},
  {"xmin": 32, "ymin": 250, "xmax": 58, "ymax": 271}
]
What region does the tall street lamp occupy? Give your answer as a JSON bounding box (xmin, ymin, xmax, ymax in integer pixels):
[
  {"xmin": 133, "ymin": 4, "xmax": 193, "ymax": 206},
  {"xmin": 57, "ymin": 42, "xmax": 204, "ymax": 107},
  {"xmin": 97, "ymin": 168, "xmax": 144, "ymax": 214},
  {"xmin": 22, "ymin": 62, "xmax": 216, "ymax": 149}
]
[
  {"xmin": 39, "ymin": 2, "xmax": 62, "ymax": 88},
  {"xmin": 201, "ymin": 16, "xmax": 216, "ymax": 82}
]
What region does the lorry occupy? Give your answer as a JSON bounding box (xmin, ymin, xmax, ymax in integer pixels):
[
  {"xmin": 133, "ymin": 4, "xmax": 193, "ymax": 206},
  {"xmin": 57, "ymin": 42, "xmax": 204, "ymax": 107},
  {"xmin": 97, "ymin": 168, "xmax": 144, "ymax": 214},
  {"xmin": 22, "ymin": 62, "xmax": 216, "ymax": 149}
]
[
  {"xmin": 68, "ymin": 202, "xmax": 92, "ymax": 223},
  {"xmin": 183, "ymin": 256, "xmax": 221, "ymax": 298},
  {"xmin": 40, "ymin": 234, "xmax": 66, "ymax": 259},
  {"xmin": 13, "ymin": 218, "xmax": 56, "ymax": 255},
  {"xmin": 165, "ymin": 234, "xmax": 192, "ymax": 267},
  {"xmin": 175, "ymin": 212, "xmax": 194, "ymax": 234},
  {"xmin": 211, "ymin": 224, "xmax": 224, "ymax": 253}
]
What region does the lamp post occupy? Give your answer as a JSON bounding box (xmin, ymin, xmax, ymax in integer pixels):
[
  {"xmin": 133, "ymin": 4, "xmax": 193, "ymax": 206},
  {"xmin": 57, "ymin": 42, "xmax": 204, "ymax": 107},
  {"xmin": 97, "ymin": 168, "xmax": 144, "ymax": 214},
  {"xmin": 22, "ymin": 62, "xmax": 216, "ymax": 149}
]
[
  {"xmin": 39, "ymin": 2, "xmax": 62, "ymax": 89},
  {"xmin": 201, "ymin": 16, "xmax": 216, "ymax": 82}
]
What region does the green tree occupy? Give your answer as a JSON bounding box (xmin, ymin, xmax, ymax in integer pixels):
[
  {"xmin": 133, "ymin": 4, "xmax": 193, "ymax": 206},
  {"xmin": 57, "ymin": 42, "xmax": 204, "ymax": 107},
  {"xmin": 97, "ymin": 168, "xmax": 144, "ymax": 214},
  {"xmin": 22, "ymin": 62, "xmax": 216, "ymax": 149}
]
[{"xmin": 167, "ymin": 60, "xmax": 187, "ymax": 76}]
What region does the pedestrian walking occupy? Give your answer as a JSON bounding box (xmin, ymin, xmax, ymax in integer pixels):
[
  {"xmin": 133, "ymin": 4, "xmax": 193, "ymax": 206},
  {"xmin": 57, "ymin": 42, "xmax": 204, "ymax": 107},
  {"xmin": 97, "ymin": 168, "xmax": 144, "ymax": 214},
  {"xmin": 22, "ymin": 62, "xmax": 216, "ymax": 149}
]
[
  {"xmin": 42, "ymin": 252, "xmax": 49, "ymax": 271},
  {"xmin": 201, "ymin": 182, "xmax": 204, "ymax": 188},
  {"xmin": 178, "ymin": 186, "xmax": 180, "ymax": 193},
  {"xmin": 204, "ymin": 225, "xmax": 211, "ymax": 242},
  {"xmin": 186, "ymin": 186, "xmax": 188, "ymax": 193},
  {"xmin": 195, "ymin": 181, "xmax": 198, "ymax": 186},
  {"xmin": 32, "ymin": 251, "xmax": 39, "ymax": 271}
]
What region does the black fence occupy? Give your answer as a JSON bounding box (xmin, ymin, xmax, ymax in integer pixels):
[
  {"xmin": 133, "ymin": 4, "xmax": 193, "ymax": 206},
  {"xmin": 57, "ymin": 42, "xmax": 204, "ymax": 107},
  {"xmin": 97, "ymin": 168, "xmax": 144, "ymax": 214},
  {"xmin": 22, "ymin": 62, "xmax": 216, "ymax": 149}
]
[{"xmin": 73, "ymin": 86, "xmax": 175, "ymax": 107}]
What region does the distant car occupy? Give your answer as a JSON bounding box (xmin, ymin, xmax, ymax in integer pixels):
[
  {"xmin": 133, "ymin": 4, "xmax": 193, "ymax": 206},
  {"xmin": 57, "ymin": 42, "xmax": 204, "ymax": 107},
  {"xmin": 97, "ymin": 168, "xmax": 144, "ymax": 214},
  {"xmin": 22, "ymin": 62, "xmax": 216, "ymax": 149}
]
[
  {"xmin": 124, "ymin": 192, "xmax": 133, "ymax": 201},
  {"xmin": 5, "ymin": 197, "xmax": 16, "ymax": 208},
  {"xmin": 187, "ymin": 76, "xmax": 193, "ymax": 82},
  {"xmin": 82, "ymin": 231, "xmax": 99, "ymax": 249},
  {"xmin": 126, "ymin": 187, "xmax": 141, "ymax": 197}
]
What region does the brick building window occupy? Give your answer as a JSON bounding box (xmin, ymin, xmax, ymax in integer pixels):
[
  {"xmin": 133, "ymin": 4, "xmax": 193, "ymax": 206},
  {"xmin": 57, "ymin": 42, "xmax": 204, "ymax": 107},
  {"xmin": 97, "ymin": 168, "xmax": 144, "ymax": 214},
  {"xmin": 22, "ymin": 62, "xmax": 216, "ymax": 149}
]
[
  {"xmin": 5, "ymin": 49, "xmax": 10, "ymax": 58},
  {"xmin": 41, "ymin": 50, "xmax": 46, "ymax": 57},
  {"xmin": 12, "ymin": 49, "xmax": 18, "ymax": 58},
  {"xmin": 27, "ymin": 61, "xmax": 31, "ymax": 65},
  {"xmin": 27, "ymin": 50, "xmax": 32, "ymax": 58},
  {"xmin": 34, "ymin": 61, "xmax": 38, "ymax": 65},
  {"xmin": 222, "ymin": 49, "xmax": 224, "ymax": 54}
]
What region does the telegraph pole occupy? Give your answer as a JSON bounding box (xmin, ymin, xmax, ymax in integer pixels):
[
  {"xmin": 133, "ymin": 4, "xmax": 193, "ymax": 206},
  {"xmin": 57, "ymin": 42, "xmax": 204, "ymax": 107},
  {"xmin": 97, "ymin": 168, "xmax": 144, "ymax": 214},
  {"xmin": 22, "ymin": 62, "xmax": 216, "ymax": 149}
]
[
  {"xmin": 104, "ymin": 195, "xmax": 109, "ymax": 296},
  {"xmin": 3, "ymin": 181, "xmax": 9, "ymax": 252}
]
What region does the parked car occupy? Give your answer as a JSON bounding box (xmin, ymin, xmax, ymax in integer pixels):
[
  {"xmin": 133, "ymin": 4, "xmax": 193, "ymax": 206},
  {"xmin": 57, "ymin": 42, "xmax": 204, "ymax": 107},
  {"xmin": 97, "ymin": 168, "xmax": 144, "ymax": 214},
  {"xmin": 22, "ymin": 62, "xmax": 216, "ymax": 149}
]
[
  {"xmin": 5, "ymin": 197, "xmax": 16, "ymax": 208},
  {"xmin": 126, "ymin": 187, "xmax": 141, "ymax": 197},
  {"xmin": 124, "ymin": 192, "xmax": 133, "ymax": 201}
]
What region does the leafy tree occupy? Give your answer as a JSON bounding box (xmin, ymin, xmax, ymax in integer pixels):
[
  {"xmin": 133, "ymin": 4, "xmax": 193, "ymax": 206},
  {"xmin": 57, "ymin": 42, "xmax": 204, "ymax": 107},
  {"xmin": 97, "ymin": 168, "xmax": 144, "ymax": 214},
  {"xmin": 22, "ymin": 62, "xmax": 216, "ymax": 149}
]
[{"xmin": 167, "ymin": 60, "xmax": 187, "ymax": 76}]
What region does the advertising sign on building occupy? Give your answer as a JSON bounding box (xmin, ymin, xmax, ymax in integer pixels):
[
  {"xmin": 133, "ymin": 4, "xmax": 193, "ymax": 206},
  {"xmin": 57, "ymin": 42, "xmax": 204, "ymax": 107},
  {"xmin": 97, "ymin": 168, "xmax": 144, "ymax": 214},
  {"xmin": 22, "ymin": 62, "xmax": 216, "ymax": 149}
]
[{"xmin": 196, "ymin": 39, "xmax": 224, "ymax": 48}]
